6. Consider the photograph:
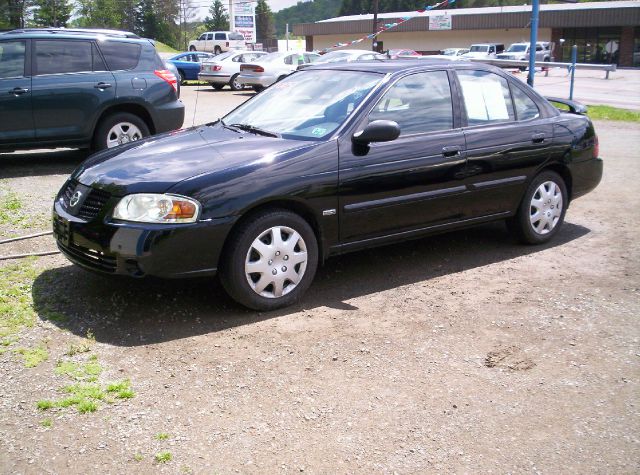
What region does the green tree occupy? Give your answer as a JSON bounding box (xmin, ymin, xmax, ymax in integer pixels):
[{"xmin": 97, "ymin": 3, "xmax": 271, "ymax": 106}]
[
  {"xmin": 204, "ymin": 0, "xmax": 229, "ymax": 31},
  {"xmin": 255, "ymin": 0, "xmax": 275, "ymax": 42},
  {"xmin": 31, "ymin": 0, "xmax": 73, "ymax": 27}
]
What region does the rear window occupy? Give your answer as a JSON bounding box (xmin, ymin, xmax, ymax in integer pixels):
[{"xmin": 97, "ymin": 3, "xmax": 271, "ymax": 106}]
[
  {"xmin": 229, "ymin": 33, "xmax": 245, "ymax": 41},
  {"xmin": 98, "ymin": 41, "xmax": 141, "ymax": 71}
]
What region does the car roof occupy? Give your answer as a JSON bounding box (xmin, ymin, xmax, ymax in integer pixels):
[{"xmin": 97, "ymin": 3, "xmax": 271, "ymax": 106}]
[
  {"xmin": 1, "ymin": 28, "xmax": 151, "ymax": 44},
  {"xmin": 305, "ymin": 59, "xmax": 461, "ymax": 73}
]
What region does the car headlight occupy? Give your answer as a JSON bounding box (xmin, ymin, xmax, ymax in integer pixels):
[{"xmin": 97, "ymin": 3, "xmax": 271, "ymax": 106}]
[{"xmin": 112, "ymin": 194, "xmax": 200, "ymax": 223}]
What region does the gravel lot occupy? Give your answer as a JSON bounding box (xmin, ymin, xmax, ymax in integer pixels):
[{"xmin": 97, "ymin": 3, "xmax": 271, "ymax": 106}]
[{"xmin": 0, "ymin": 89, "xmax": 638, "ymax": 474}]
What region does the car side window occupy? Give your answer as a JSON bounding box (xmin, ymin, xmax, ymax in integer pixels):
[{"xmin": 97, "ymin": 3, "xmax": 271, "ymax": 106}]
[
  {"xmin": 233, "ymin": 55, "xmax": 242, "ymax": 62},
  {"xmin": 206, "ymin": 33, "xmax": 213, "ymax": 41},
  {"xmin": 457, "ymin": 70, "xmax": 515, "ymax": 126},
  {"xmin": 35, "ymin": 40, "xmax": 92, "ymax": 75},
  {"xmin": 98, "ymin": 41, "xmax": 141, "ymax": 71},
  {"xmin": 92, "ymin": 43, "xmax": 107, "ymax": 71},
  {"xmin": 215, "ymin": 33, "xmax": 225, "ymax": 40},
  {"xmin": 0, "ymin": 41, "xmax": 26, "ymax": 79},
  {"xmin": 198, "ymin": 34, "xmax": 206, "ymax": 41},
  {"xmin": 511, "ymin": 84, "xmax": 540, "ymax": 121},
  {"xmin": 284, "ymin": 55, "xmax": 294, "ymax": 65},
  {"xmin": 368, "ymin": 71, "xmax": 453, "ymax": 136}
]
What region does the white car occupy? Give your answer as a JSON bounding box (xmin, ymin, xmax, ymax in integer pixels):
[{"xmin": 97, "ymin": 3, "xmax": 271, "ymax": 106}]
[
  {"xmin": 441, "ymin": 47, "xmax": 469, "ymax": 57},
  {"xmin": 188, "ymin": 31, "xmax": 245, "ymax": 54},
  {"xmin": 462, "ymin": 43, "xmax": 505, "ymax": 60},
  {"xmin": 298, "ymin": 49, "xmax": 386, "ymax": 69},
  {"xmin": 237, "ymin": 51, "xmax": 320, "ymax": 91},
  {"xmin": 199, "ymin": 50, "xmax": 269, "ymax": 90}
]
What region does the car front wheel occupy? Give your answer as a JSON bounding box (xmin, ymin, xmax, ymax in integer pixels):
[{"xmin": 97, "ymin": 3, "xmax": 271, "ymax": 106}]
[
  {"xmin": 508, "ymin": 171, "xmax": 568, "ymax": 244},
  {"xmin": 94, "ymin": 112, "xmax": 150, "ymax": 150},
  {"xmin": 189, "ymin": 46, "xmax": 196, "ymax": 51},
  {"xmin": 220, "ymin": 210, "xmax": 319, "ymax": 310}
]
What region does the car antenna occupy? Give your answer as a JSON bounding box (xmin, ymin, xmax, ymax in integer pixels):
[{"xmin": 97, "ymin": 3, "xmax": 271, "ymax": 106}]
[{"xmin": 192, "ymin": 78, "xmax": 201, "ymax": 127}]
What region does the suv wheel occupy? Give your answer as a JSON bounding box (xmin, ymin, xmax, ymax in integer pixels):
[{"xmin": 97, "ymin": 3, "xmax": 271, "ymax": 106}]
[
  {"xmin": 220, "ymin": 210, "xmax": 318, "ymax": 311},
  {"xmin": 214, "ymin": 46, "xmax": 222, "ymax": 55},
  {"xmin": 95, "ymin": 112, "xmax": 150, "ymax": 150},
  {"xmin": 189, "ymin": 45, "xmax": 196, "ymax": 51}
]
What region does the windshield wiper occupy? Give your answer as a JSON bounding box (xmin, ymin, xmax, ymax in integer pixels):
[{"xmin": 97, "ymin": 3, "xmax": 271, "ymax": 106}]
[
  {"xmin": 228, "ymin": 123, "xmax": 279, "ymax": 138},
  {"xmin": 217, "ymin": 119, "xmax": 241, "ymax": 133}
]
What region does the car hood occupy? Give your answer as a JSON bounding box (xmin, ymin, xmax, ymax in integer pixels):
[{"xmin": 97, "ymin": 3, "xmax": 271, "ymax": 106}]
[{"xmin": 73, "ymin": 124, "xmax": 316, "ymax": 195}]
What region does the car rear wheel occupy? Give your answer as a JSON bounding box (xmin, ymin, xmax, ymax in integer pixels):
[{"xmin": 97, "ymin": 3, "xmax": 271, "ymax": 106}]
[
  {"xmin": 94, "ymin": 112, "xmax": 150, "ymax": 151},
  {"xmin": 508, "ymin": 171, "xmax": 567, "ymax": 244},
  {"xmin": 212, "ymin": 83, "xmax": 224, "ymax": 90},
  {"xmin": 189, "ymin": 45, "xmax": 196, "ymax": 51},
  {"xmin": 220, "ymin": 210, "xmax": 318, "ymax": 311},
  {"xmin": 229, "ymin": 73, "xmax": 243, "ymax": 91},
  {"xmin": 178, "ymin": 70, "xmax": 186, "ymax": 85},
  {"xmin": 252, "ymin": 85, "xmax": 264, "ymax": 92}
]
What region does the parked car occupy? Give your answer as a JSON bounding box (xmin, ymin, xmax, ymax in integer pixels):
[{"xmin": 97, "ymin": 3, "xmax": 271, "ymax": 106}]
[
  {"xmin": 462, "ymin": 43, "xmax": 505, "ymax": 59},
  {"xmin": 237, "ymin": 51, "xmax": 320, "ymax": 91},
  {"xmin": 52, "ymin": 60, "xmax": 602, "ymax": 310},
  {"xmin": 441, "ymin": 47, "xmax": 469, "ymax": 57},
  {"xmin": 188, "ymin": 31, "xmax": 245, "ymax": 54},
  {"xmin": 497, "ymin": 42, "xmax": 551, "ymax": 68},
  {"xmin": 166, "ymin": 51, "xmax": 215, "ymax": 83},
  {"xmin": 298, "ymin": 49, "xmax": 386, "ymax": 70},
  {"xmin": 199, "ymin": 50, "xmax": 268, "ymax": 90},
  {"xmin": 387, "ymin": 48, "xmax": 421, "ymax": 59},
  {"xmin": 0, "ymin": 28, "xmax": 184, "ymax": 151}
]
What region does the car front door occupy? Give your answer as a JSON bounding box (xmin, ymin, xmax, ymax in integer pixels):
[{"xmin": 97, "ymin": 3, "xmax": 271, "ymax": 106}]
[
  {"xmin": 338, "ymin": 70, "xmax": 468, "ymax": 244},
  {"xmin": 0, "ymin": 39, "xmax": 34, "ymax": 144},
  {"xmin": 31, "ymin": 39, "xmax": 116, "ymax": 142},
  {"xmin": 456, "ymin": 69, "xmax": 554, "ymax": 217}
]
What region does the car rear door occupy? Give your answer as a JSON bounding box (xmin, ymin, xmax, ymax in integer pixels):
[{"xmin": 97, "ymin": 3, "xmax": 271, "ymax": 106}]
[
  {"xmin": 31, "ymin": 39, "xmax": 116, "ymax": 142},
  {"xmin": 0, "ymin": 39, "xmax": 34, "ymax": 144},
  {"xmin": 456, "ymin": 69, "xmax": 554, "ymax": 217},
  {"xmin": 338, "ymin": 70, "xmax": 468, "ymax": 243}
]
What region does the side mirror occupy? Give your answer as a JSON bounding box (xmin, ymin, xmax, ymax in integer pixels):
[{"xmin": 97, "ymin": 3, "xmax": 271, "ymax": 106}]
[{"xmin": 352, "ymin": 120, "xmax": 400, "ymax": 144}]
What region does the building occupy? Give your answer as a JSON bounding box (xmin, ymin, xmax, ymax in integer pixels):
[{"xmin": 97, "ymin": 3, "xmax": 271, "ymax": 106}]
[{"xmin": 293, "ymin": 1, "xmax": 640, "ymax": 67}]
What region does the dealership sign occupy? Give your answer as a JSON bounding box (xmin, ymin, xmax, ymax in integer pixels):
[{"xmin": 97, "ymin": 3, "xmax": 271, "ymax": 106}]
[
  {"xmin": 232, "ymin": 1, "xmax": 256, "ymax": 43},
  {"xmin": 429, "ymin": 14, "xmax": 452, "ymax": 31}
]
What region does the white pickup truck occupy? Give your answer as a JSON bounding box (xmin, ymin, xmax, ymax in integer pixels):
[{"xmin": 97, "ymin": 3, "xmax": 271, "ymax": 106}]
[{"xmin": 188, "ymin": 31, "xmax": 246, "ymax": 54}]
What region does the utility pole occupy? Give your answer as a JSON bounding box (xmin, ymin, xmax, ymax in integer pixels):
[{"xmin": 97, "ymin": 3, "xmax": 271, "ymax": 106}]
[
  {"xmin": 52, "ymin": 0, "xmax": 57, "ymax": 27},
  {"xmin": 229, "ymin": 0, "xmax": 235, "ymax": 32},
  {"xmin": 371, "ymin": 0, "xmax": 379, "ymax": 52},
  {"xmin": 527, "ymin": 0, "xmax": 539, "ymax": 86}
]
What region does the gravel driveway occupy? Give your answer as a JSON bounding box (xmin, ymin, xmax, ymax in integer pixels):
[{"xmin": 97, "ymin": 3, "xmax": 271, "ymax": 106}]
[{"xmin": 0, "ymin": 113, "xmax": 638, "ymax": 473}]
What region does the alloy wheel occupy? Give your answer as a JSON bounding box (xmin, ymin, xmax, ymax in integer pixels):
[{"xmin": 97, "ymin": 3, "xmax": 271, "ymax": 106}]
[{"xmin": 106, "ymin": 122, "xmax": 143, "ymax": 148}]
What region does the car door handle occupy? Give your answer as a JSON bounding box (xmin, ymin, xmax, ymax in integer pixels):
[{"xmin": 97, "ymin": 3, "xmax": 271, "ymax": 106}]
[
  {"xmin": 9, "ymin": 87, "xmax": 29, "ymax": 95},
  {"xmin": 94, "ymin": 82, "xmax": 112, "ymax": 89},
  {"xmin": 532, "ymin": 133, "xmax": 546, "ymax": 143},
  {"xmin": 442, "ymin": 146, "xmax": 462, "ymax": 157}
]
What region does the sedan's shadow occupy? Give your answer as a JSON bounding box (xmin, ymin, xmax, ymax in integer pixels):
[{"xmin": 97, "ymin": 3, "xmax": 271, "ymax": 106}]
[
  {"xmin": 0, "ymin": 149, "xmax": 90, "ymax": 179},
  {"xmin": 33, "ymin": 221, "xmax": 589, "ymax": 346}
]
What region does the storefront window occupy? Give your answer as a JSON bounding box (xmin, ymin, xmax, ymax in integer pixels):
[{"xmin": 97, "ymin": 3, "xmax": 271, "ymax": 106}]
[{"xmin": 559, "ymin": 27, "xmax": 621, "ymax": 65}]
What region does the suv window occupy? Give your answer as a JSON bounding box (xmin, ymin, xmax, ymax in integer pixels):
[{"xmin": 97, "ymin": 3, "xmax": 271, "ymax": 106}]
[
  {"xmin": 511, "ymin": 85, "xmax": 540, "ymax": 121},
  {"xmin": 458, "ymin": 70, "xmax": 515, "ymax": 125},
  {"xmin": 0, "ymin": 40, "xmax": 26, "ymax": 78},
  {"xmin": 215, "ymin": 33, "xmax": 226, "ymax": 40},
  {"xmin": 206, "ymin": 33, "xmax": 213, "ymax": 40},
  {"xmin": 198, "ymin": 34, "xmax": 206, "ymax": 41},
  {"xmin": 35, "ymin": 40, "xmax": 92, "ymax": 75},
  {"xmin": 369, "ymin": 71, "xmax": 453, "ymax": 135},
  {"xmin": 98, "ymin": 41, "xmax": 141, "ymax": 71},
  {"xmin": 229, "ymin": 33, "xmax": 245, "ymax": 41}
]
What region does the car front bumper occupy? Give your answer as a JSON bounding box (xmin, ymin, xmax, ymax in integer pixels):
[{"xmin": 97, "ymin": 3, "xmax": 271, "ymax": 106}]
[{"xmin": 52, "ymin": 199, "xmax": 234, "ymax": 278}]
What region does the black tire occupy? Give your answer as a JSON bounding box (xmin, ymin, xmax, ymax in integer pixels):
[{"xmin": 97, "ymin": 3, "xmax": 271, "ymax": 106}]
[
  {"xmin": 229, "ymin": 73, "xmax": 243, "ymax": 91},
  {"xmin": 252, "ymin": 85, "xmax": 264, "ymax": 92},
  {"xmin": 178, "ymin": 70, "xmax": 186, "ymax": 85},
  {"xmin": 211, "ymin": 83, "xmax": 224, "ymax": 90},
  {"xmin": 220, "ymin": 210, "xmax": 319, "ymax": 311},
  {"xmin": 189, "ymin": 45, "xmax": 196, "ymax": 51},
  {"xmin": 93, "ymin": 112, "xmax": 150, "ymax": 151},
  {"xmin": 507, "ymin": 171, "xmax": 568, "ymax": 245},
  {"xmin": 214, "ymin": 46, "xmax": 222, "ymax": 55}
]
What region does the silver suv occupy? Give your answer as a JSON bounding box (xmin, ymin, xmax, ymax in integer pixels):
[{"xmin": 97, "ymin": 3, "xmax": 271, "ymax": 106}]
[{"xmin": 497, "ymin": 42, "xmax": 551, "ymax": 62}]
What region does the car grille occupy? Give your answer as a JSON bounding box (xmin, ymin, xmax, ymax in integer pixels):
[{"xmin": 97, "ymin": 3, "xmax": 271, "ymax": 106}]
[
  {"xmin": 61, "ymin": 180, "xmax": 112, "ymax": 221},
  {"xmin": 57, "ymin": 241, "xmax": 117, "ymax": 273}
]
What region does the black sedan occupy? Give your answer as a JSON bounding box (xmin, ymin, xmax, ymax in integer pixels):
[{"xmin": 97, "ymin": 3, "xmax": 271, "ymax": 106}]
[{"xmin": 53, "ymin": 61, "xmax": 602, "ymax": 310}]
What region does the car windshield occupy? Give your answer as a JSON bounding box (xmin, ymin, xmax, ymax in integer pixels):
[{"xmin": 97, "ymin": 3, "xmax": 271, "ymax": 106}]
[
  {"xmin": 223, "ymin": 70, "xmax": 382, "ymax": 141},
  {"xmin": 507, "ymin": 44, "xmax": 528, "ymax": 52},
  {"xmin": 316, "ymin": 51, "xmax": 353, "ymax": 63},
  {"xmin": 470, "ymin": 45, "xmax": 489, "ymax": 53},
  {"xmin": 229, "ymin": 33, "xmax": 245, "ymax": 41},
  {"xmin": 207, "ymin": 51, "xmax": 235, "ymax": 62},
  {"xmin": 257, "ymin": 53, "xmax": 289, "ymax": 63}
]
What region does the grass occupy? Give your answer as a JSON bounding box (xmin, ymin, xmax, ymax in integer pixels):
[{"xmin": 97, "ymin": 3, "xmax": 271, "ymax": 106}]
[
  {"xmin": 551, "ymin": 101, "xmax": 640, "ymax": 122},
  {"xmin": 36, "ymin": 378, "xmax": 134, "ymax": 413},
  {"xmin": 155, "ymin": 41, "xmax": 178, "ymax": 54},
  {"xmin": 0, "ymin": 260, "xmax": 39, "ymax": 346},
  {"xmin": 587, "ymin": 105, "xmax": 640, "ymax": 122},
  {"xmin": 40, "ymin": 418, "xmax": 53, "ymax": 428},
  {"xmin": 155, "ymin": 432, "xmax": 170, "ymax": 440},
  {"xmin": 133, "ymin": 453, "xmax": 144, "ymax": 462},
  {"xmin": 16, "ymin": 344, "xmax": 48, "ymax": 368},
  {"xmin": 155, "ymin": 451, "xmax": 172, "ymax": 464},
  {"xmin": 55, "ymin": 359, "xmax": 103, "ymax": 382},
  {"xmin": 65, "ymin": 342, "xmax": 92, "ymax": 356},
  {"xmin": 0, "ymin": 187, "xmax": 50, "ymax": 232}
]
